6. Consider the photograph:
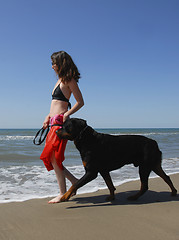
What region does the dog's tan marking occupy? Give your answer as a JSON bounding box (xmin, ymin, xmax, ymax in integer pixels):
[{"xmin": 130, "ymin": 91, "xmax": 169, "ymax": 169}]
[
  {"xmin": 57, "ymin": 131, "xmax": 71, "ymax": 138},
  {"xmin": 60, "ymin": 185, "xmax": 76, "ymax": 202},
  {"xmin": 83, "ymin": 161, "xmax": 87, "ymax": 168},
  {"xmin": 63, "ymin": 133, "xmax": 71, "ymax": 138}
]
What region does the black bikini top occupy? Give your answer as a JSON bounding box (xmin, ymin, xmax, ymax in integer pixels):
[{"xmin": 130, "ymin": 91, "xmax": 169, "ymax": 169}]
[{"xmin": 52, "ymin": 83, "xmax": 71, "ymax": 109}]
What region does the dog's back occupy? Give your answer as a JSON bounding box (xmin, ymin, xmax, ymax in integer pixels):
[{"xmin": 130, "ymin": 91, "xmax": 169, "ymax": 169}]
[{"xmin": 77, "ymin": 127, "xmax": 161, "ymax": 172}]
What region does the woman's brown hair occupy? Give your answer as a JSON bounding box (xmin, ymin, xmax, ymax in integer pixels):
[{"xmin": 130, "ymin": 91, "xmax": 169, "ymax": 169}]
[{"xmin": 51, "ymin": 51, "xmax": 80, "ymax": 83}]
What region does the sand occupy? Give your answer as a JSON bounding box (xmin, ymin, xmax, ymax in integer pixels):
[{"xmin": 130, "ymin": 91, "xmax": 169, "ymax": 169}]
[{"xmin": 0, "ymin": 174, "xmax": 179, "ymax": 240}]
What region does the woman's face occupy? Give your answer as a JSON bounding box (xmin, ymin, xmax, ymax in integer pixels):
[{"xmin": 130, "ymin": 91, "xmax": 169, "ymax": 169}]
[{"xmin": 52, "ymin": 63, "xmax": 58, "ymax": 73}]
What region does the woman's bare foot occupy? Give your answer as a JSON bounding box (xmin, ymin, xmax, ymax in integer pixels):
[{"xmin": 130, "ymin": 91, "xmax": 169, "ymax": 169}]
[{"xmin": 48, "ymin": 194, "xmax": 64, "ymax": 204}]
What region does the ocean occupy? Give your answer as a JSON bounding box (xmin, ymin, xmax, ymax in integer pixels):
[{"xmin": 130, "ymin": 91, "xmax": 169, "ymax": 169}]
[{"xmin": 0, "ymin": 128, "xmax": 179, "ymax": 203}]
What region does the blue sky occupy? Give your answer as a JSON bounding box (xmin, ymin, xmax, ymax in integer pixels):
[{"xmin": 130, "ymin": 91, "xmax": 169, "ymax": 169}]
[{"xmin": 0, "ymin": 0, "xmax": 179, "ymax": 128}]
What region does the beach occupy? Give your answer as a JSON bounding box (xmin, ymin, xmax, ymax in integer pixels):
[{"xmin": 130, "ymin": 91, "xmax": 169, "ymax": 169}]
[
  {"xmin": 0, "ymin": 128, "xmax": 179, "ymax": 239},
  {"xmin": 1, "ymin": 128, "xmax": 179, "ymax": 203},
  {"xmin": 0, "ymin": 173, "xmax": 178, "ymax": 240}
]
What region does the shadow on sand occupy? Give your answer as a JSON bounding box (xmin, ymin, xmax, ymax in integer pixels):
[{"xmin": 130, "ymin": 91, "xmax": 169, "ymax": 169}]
[{"xmin": 66, "ymin": 190, "xmax": 179, "ymax": 209}]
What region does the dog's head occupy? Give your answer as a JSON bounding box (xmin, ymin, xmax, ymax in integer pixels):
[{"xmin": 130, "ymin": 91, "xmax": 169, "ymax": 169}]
[{"xmin": 56, "ymin": 118, "xmax": 87, "ymax": 141}]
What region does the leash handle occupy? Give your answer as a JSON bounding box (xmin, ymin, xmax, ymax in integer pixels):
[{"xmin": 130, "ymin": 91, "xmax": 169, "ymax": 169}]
[
  {"xmin": 33, "ymin": 126, "xmax": 50, "ymax": 145},
  {"xmin": 33, "ymin": 124, "xmax": 63, "ymax": 145}
]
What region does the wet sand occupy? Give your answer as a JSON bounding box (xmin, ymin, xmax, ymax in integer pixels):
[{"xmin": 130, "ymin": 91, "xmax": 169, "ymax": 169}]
[{"xmin": 0, "ymin": 174, "xmax": 178, "ymax": 240}]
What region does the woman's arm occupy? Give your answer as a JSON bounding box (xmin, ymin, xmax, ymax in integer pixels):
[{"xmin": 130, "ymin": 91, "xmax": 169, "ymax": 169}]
[{"xmin": 63, "ymin": 79, "xmax": 84, "ymax": 122}]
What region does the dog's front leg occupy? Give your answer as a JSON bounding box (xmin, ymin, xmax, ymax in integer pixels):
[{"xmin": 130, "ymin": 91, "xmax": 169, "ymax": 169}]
[{"xmin": 60, "ymin": 171, "xmax": 98, "ymax": 202}]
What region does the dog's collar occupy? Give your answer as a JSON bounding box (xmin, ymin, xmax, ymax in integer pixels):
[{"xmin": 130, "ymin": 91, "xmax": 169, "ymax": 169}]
[{"xmin": 74, "ymin": 125, "xmax": 89, "ymax": 142}]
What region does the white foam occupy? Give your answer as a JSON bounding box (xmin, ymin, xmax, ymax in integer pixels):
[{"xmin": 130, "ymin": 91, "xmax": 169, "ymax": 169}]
[
  {"xmin": 1, "ymin": 157, "xmax": 179, "ymax": 203},
  {"xmin": 0, "ymin": 135, "xmax": 34, "ymax": 141}
]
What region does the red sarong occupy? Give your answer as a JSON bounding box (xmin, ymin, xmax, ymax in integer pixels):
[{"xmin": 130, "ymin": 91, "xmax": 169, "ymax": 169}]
[{"xmin": 40, "ymin": 114, "xmax": 67, "ymax": 171}]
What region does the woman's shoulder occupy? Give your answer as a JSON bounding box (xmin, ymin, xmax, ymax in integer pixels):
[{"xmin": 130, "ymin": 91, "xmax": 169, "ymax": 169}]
[{"xmin": 66, "ymin": 78, "xmax": 78, "ymax": 87}]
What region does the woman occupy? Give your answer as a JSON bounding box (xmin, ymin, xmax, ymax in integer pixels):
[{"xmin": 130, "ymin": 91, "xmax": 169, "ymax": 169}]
[{"xmin": 40, "ymin": 51, "xmax": 84, "ymax": 203}]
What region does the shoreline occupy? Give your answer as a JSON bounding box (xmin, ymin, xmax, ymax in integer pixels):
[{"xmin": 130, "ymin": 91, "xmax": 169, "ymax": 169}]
[
  {"xmin": 0, "ymin": 173, "xmax": 178, "ymax": 240},
  {"xmin": 1, "ymin": 171, "xmax": 179, "ymax": 204}
]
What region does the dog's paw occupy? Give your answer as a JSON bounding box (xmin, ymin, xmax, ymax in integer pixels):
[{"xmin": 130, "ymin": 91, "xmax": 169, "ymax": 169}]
[
  {"xmin": 105, "ymin": 195, "xmax": 115, "ymax": 202},
  {"xmin": 171, "ymin": 189, "xmax": 177, "ymax": 197},
  {"xmin": 60, "ymin": 196, "xmax": 69, "ymax": 202},
  {"xmin": 60, "ymin": 193, "xmax": 71, "ymax": 202}
]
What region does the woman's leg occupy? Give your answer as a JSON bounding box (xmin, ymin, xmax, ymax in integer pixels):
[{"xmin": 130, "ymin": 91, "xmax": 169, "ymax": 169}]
[
  {"xmin": 48, "ymin": 152, "xmax": 67, "ymax": 203},
  {"xmin": 63, "ymin": 167, "xmax": 78, "ymax": 196},
  {"xmin": 63, "ymin": 166, "xmax": 78, "ymax": 184}
]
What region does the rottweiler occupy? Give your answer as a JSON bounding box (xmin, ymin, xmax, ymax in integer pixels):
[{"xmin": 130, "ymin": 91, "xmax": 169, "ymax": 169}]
[{"xmin": 56, "ymin": 118, "xmax": 177, "ymax": 202}]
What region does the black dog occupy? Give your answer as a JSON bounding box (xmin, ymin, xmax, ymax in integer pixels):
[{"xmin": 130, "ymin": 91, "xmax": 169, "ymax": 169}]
[{"xmin": 57, "ymin": 118, "xmax": 177, "ymax": 202}]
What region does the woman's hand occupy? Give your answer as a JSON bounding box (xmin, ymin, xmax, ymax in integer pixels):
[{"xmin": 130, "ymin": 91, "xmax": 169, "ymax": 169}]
[
  {"xmin": 43, "ymin": 115, "xmax": 50, "ymax": 129},
  {"xmin": 63, "ymin": 112, "xmax": 69, "ymax": 122}
]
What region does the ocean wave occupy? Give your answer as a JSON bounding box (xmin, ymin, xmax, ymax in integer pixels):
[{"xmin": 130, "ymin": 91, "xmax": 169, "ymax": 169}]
[
  {"xmin": 0, "ymin": 135, "xmax": 34, "ymax": 141},
  {"xmin": 111, "ymin": 132, "xmax": 179, "ymax": 136},
  {"xmin": 0, "ymin": 156, "xmax": 179, "ymax": 203}
]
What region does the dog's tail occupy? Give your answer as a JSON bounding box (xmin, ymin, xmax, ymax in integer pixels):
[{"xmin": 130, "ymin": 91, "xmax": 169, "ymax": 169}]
[
  {"xmin": 154, "ymin": 140, "xmax": 163, "ymax": 167},
  {"xmin": 148, "ymin": 139, "xmax": 162, "ymax": 167}
]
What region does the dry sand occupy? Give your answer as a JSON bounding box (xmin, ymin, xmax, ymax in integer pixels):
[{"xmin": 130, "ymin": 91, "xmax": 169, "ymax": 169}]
[{"xmin": 0, "ymin": 174, "xmax": 179, "ymax": 240}]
